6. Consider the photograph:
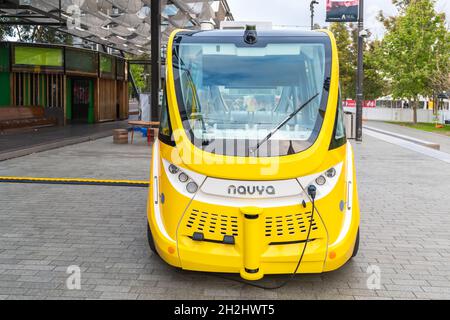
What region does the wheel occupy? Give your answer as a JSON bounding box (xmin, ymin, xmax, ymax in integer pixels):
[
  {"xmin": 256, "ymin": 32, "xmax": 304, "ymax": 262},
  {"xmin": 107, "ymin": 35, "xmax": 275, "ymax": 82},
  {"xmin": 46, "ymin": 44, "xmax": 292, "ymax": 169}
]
[
  {"xmin": 351, "ymin": 228, "xmax": 360, "ymax": 258},
  {"xmin": 147, "ymin": 223, "xmax": 158, "ymax": 256}
]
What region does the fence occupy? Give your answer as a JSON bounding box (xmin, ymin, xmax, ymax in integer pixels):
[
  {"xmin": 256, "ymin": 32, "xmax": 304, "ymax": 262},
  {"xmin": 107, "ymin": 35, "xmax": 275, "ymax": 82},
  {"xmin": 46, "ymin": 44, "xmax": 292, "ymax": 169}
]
[{"xmin": 344, "ymin": 107, "xmax": 450, "ymax": 124}]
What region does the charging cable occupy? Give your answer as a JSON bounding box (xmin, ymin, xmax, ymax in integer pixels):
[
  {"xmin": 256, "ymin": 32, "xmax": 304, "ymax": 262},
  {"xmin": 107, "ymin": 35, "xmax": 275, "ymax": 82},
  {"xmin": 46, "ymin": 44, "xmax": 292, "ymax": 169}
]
[{"xmin": 213, "ymin": 185, "xmax": 318, "ymax": 290}]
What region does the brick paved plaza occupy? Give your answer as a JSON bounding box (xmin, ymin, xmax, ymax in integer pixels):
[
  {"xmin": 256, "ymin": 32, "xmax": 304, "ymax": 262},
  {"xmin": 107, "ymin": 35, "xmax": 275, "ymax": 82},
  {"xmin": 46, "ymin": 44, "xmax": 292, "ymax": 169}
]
[{"xmin": 0, "ymin": 132, "xmax": 449, "ymax": 300}]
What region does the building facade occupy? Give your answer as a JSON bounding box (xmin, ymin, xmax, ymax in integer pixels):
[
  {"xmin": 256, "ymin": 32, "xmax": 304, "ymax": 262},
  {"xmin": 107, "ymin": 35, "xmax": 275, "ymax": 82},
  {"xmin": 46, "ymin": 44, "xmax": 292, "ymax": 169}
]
[{"xmin": 0, "ymin": 42, "xmax": 128, "ymax": 126}]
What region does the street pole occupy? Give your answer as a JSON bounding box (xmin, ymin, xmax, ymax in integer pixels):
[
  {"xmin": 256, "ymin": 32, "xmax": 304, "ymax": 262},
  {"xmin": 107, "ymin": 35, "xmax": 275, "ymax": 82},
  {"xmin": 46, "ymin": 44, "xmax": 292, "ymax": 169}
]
[
  {"xmin": 310, "ymin": 1, "xmax": 318, "ymax": 30},
  {"xmin": 355, "ymin": 0, "xmax": 364, "ymax": 141},
  {"xmin": 151, "ymin": 0, "xmax": 161, "ymax": 122}
]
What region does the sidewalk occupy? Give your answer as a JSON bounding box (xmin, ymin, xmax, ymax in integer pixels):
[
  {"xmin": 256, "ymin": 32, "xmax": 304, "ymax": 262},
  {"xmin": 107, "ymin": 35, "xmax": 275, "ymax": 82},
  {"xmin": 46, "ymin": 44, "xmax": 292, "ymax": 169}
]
[
  {"xmin": 0, "ymin": 121, "xmax": 129, "ymax": 161},
  {"xmin": 364, "ymin": 120, "xmax": 450, "ymax": 154},
  {"xmin": 0, "ymin": 133, "xmax": 449, "ymax": 299}
]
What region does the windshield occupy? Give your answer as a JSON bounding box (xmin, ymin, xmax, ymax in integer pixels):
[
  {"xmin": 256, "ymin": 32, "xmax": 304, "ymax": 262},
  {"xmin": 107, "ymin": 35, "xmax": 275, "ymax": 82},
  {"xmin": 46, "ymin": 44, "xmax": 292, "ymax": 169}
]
[{"xmin": 172, "ymin": 33, "xmax": 332, "ymax": 157}]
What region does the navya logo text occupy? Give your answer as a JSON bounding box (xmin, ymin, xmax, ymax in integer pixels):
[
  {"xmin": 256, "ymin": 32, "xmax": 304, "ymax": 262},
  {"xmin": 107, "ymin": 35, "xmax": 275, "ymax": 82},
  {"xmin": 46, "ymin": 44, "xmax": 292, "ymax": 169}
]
[{"xmin": 228, "ymin": 185, "xmax": 276, "ymax": 196}]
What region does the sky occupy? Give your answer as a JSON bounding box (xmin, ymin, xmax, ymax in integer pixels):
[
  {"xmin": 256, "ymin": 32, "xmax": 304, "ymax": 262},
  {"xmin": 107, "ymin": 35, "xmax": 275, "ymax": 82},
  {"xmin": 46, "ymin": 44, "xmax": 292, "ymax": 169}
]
[{"xmin": 227, "ymin": 0, "xmax": 450, "ymax": 39}]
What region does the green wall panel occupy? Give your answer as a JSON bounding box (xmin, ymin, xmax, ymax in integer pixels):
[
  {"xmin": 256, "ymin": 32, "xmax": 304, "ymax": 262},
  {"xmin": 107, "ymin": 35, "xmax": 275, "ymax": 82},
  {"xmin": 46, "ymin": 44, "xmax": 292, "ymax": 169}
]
[
  {"xmin": 0, "ymin": 72, "xmax": 10, "ymax": 106},
  {"xmin": 66, "ymin": 49, "xmax": 97, "ymax": 74},
  {"xmin": 14, "ymin": 46, "xmax": 63, "ymax": 67},
  {"xmin": 100, "ymin": 55, "xmax": 112, "ymax": 73},
  {"xmin": 0, "ymin": 45, "xmax": 10, "ymax": 72}
]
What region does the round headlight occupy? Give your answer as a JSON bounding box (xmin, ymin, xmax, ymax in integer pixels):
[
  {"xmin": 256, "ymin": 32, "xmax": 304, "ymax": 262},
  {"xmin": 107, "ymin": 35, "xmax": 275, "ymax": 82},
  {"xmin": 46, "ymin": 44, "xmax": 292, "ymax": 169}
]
[
  {"xmin": 168, "ymin": 164, "xmax": 179, "ymax": 174},
  {"xmin": 315, "ymin": 175, "xmax": 326, "ymax": 185},
  {"xmin": 178, "ymin": 172, "xmax": 189, "ymax": 183},
  {"xmin": 325, "ymin": 167, "xmax": 336, "ymax": 178},
  {"xmin": 186, "ymin": 181, "xmax": 198, "ymax": 193}
]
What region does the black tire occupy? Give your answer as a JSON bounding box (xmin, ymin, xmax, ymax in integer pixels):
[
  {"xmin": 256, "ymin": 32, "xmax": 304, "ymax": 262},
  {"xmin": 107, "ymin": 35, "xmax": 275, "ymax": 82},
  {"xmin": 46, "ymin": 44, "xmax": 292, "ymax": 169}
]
[
  {"xmin": 147, "ymin": 223, "xmax": 158, "ymax": 255},
  {"xmin": 351, "ymin": 228, "xmax": 360, "ymax": 258}
]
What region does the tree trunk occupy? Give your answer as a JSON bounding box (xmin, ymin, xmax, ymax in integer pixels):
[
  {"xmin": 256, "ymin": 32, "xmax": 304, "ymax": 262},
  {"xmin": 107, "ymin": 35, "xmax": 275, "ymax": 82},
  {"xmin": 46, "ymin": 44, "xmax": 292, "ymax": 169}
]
[{"xmin": 412, "ymin": 99, "xmax": 418, "ymax": 124}]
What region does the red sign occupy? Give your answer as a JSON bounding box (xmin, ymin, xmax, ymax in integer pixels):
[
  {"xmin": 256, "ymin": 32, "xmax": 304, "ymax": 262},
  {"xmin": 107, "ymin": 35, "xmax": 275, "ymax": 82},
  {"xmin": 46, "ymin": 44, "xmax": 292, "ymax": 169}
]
[
  {"xmin": 326, "ymin": 0, "xmax": 359, "ymax": 22},
  {"xmin": 343, "ymin": 100, "xmax": 376, "ymax": 108}
]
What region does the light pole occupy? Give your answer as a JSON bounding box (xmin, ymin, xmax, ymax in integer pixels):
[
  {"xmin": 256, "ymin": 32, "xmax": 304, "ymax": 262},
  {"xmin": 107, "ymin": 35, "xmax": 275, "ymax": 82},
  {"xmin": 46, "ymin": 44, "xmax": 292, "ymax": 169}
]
[
  {"xmin": 310, "ymin": 1, "xmax": 319, "ymax": 30},
  {"xmin": 151, "ymin": 0, "xmax": 161, "ymax": 122},
  {"xmin": 355, "ymin": 0, "xmax": 364, "ymax": 141}
]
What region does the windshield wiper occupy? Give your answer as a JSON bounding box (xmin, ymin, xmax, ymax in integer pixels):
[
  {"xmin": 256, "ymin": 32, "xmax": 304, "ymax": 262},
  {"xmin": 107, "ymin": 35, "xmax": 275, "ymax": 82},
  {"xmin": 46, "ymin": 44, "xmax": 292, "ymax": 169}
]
[{"xmin": 251, "ymin": 93, "xmax": 320, "ymax": 154}]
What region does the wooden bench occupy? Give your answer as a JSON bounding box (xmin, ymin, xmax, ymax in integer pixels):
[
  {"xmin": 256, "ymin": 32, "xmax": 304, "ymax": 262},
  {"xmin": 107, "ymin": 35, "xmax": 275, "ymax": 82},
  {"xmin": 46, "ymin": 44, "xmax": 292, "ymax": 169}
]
[
  {"xmin": 128, "ymin": 120, "xmax": 160, "ymax": 145},
  {"xmin": 0, "ymin": 107, "xmax": 57, "ymax": 132}
]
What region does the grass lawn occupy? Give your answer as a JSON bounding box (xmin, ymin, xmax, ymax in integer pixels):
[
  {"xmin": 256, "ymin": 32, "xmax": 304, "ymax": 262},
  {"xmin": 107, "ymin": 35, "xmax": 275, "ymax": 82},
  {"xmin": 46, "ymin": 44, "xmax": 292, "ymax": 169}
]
[{"xmin": 389, "ymin": 122, "xmax": 450, "ymax": 136}]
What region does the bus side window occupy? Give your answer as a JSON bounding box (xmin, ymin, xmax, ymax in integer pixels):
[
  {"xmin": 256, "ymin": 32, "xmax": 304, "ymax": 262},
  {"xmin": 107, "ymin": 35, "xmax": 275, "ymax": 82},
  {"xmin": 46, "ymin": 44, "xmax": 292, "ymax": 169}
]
[
  {"xmin": 335, "ymin": 93, "xmax": 345, "ymax": 140},
  {"xmin": 329, "ymin": 90, "xmax": 347, "ymax": 150},
  {"xmin": 159, "ymin": 88, "xmax": 174, "ymax": 145}
]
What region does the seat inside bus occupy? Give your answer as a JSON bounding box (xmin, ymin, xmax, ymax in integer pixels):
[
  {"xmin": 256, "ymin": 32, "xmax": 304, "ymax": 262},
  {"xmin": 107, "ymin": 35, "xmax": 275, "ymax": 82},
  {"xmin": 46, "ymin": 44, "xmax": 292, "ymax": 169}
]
[{"xmin": 181, "ymin": 50, "xmax": 324, "ymax": 132}]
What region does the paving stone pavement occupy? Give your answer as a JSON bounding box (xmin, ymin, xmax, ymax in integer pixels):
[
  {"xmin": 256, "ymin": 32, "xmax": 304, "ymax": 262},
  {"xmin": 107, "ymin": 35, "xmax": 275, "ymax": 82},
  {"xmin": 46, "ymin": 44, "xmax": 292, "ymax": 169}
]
[
  {"xmin": 0, "ymin": 135, "xmax": 151, "ymax": 180},
  {"xmin": 0, "ymin": 134, "xmax": 449, "ymax": 300}
]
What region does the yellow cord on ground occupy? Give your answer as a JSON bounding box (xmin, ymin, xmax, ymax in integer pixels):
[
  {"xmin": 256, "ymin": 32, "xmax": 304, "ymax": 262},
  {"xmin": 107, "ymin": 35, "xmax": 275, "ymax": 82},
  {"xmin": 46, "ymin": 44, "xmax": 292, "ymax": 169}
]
[{"xmin": 0, "ymin": 176, "xmax": 149, "ymax": 187}]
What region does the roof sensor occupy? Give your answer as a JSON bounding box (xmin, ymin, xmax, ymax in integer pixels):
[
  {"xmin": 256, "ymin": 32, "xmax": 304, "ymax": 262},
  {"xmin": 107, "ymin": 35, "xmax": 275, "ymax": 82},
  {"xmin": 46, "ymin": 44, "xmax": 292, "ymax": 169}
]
[{"xmin": 244, "ymin": 25, "xmax": 257, "ymax": 44}]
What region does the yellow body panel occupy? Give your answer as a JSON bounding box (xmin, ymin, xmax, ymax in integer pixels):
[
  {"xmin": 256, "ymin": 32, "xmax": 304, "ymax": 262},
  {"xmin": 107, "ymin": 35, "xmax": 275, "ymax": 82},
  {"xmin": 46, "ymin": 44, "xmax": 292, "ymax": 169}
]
[{"xmin": 146, "ymin": 29, "xmax": 360, "ymax": 280}]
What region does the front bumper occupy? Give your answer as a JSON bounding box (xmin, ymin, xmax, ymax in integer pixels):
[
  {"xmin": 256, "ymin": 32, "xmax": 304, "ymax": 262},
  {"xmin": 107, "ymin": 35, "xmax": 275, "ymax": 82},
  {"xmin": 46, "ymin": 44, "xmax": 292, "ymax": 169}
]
[
  {"xmin": 148, "ymin": 141, "xmax": 359, "ymax": 280},
  {"xmin": 149, "ymin": 194, "xmax": 358, "ymax": 280}
]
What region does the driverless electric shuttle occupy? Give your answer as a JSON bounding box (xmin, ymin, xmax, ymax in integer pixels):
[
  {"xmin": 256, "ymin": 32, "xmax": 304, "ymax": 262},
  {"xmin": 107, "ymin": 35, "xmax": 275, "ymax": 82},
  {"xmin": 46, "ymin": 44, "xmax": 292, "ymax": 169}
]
[{"xmin": 147, "ymin": 27, "xmax": 360, "ymax": 281}]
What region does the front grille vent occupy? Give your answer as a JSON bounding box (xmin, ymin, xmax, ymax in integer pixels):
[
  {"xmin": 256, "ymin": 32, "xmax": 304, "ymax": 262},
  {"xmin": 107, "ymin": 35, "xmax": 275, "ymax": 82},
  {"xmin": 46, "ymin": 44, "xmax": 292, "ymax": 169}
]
[
  {"xmin": 264, "ymin": 212, "xmax": 318, "ymax": 238},
  {"xmin": 186, "ymin": 209, "xmax": 239, "ymax": 238}
]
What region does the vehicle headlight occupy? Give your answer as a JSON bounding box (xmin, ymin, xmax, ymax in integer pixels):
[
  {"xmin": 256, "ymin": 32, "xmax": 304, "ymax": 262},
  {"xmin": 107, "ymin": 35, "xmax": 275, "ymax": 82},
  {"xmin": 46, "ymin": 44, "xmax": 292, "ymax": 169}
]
[
  {"xmin": 167, "ymin": 163, "xmax": 200, "ymax": 194},
  {"xmin": 168, "ymin": 164, "xmax": 179, "ymax": 174},
  {"xmin": 178, "ymin": 172, "xmax": 189, "ymax": 183},
  {"xmin": 315, "ymin": 175, "xmax": 326, "ymax": 186},
  {"xmin": 325, "ymin": 167, "xmax": 336, "ymax": 178},
  {"xmin": 186, "ymin": 181, "xmax": 199, "ymax": 193},
  {"xmin": 297, "ymin": 163, "xmax": 343, "ymax": 201}
]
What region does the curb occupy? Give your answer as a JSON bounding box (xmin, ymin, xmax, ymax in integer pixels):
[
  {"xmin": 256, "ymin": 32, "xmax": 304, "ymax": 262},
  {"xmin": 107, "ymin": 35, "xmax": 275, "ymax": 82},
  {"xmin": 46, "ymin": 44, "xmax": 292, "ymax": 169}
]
[{"xmin": 363, "ymin": 125, "xmax": 440, "ymax": 150}]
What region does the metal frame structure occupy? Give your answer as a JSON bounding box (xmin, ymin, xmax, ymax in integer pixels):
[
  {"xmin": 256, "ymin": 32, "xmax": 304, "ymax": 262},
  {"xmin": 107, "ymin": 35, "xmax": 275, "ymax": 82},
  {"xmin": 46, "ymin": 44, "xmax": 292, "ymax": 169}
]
[
  {"xmin": 0, "ymin": 1, "xmax": 234, "ymax": 55},
  {"xmin": 0, "ymin": 0, "xmax": 234, "ymax": 120}
]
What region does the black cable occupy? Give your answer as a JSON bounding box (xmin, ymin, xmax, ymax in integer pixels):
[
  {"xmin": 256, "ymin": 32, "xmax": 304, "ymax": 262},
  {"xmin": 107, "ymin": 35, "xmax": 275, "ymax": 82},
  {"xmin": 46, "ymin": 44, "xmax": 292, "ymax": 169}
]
[{"xmin": 213, "ymin": 185, "xmax": 318, "ymax": 290}]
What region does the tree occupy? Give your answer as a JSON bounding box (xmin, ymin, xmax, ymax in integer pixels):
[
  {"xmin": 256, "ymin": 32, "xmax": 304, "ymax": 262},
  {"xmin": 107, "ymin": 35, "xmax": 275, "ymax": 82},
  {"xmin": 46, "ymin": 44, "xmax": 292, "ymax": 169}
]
[
  {"xmin": 15, "ymin": 26, "xmax": 72, "ymax": 44},
  {"xmin": 376, "ymin": 0, "xmax": 411, "ymax": 39},
  {"xmin": 428, "ymin": 13, "xmax": 450, "ymax": 112},
  {"xmin": 1, "ymin": 21, "xmax": 72, "ymax": 44},
  {"xmin": 376, "ymin": 0, "xmax": 449, "ymax": 123},
  {"xmin": 363, "ymin": 40, "xmax": 388, "ymax": 100},
  {"xmin": 33, "ymin": 27, "xmax": 73, "ymax": 45},
  {"xmin": 392, "ymin": 0, "xmax": 412, "ymax": 10},
  {"xmin": 0, "ymin": 19, "xmax": 15, "ymax": 41},
  {"xmin": 346, "ymin": 24, "xmax": 388, "ymax": 100},
  {"xmin": 329, "ymin": 22, "xmax": 355, "ymax": 99},
  {"xmin": 329, "ymin": 22, "xmax": 387, "ymax": 101},
  {"xmin": 128, "ymin": 53, "xmax": 151, "ymax": 96}
]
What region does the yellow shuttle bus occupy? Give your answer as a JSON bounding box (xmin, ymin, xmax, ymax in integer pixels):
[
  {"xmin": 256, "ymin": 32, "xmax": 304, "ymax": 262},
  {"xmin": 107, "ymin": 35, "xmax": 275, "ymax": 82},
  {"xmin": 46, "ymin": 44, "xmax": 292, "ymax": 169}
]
[{"xmin": 147, "ymin": 27, "xmax": 360, "ymax": 281}]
